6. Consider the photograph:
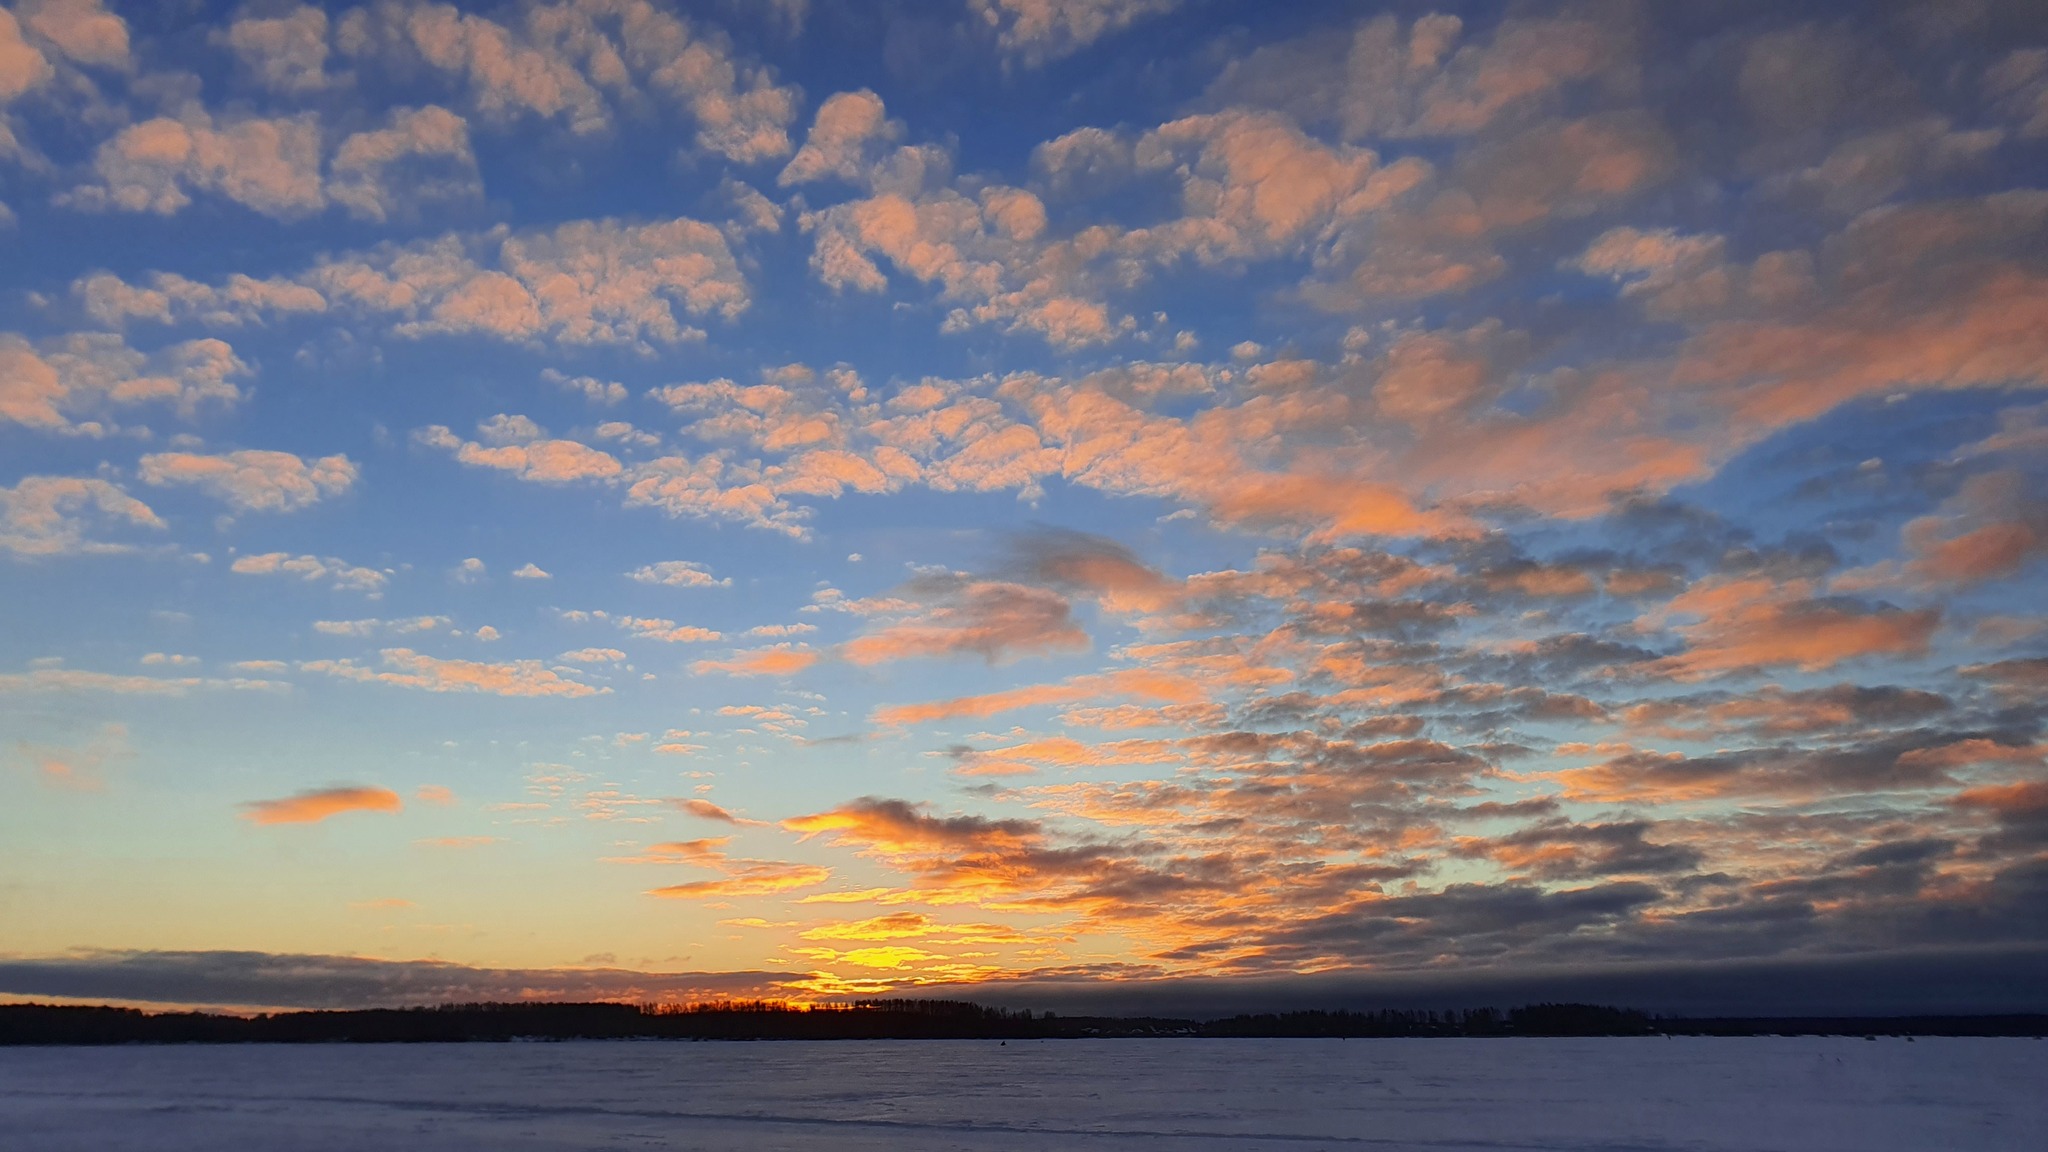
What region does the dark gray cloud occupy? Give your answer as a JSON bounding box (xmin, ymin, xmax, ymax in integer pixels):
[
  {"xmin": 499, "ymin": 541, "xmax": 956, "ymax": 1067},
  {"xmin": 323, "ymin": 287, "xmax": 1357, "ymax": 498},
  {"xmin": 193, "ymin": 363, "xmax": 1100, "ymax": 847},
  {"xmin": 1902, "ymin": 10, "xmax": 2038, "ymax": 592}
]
[
  {"xmin": 11, "ymin": 944, "xmax": 2047, "ymax": 1019},
  {"xmin": 1453, "ymin": 818, "xmax": 1706, "ymax": 880},
  {"xmin": 1234, "ymin": 880, "xmax": 1669, "ymax": 969},
  {"xmin": 0, "ymin": 950, "xmax": 797, "ymax": 1011},
  {"xmin": 959, "ymin": 945, "xmax": 2048, "ymax": 1018},
  {"xmin": 843, "ymin": 573, "xmax": 1088, "ymax": 664},
  {"xmin": 1004, "ymin": 526, "xmax": 1180, "ymax": 610}
]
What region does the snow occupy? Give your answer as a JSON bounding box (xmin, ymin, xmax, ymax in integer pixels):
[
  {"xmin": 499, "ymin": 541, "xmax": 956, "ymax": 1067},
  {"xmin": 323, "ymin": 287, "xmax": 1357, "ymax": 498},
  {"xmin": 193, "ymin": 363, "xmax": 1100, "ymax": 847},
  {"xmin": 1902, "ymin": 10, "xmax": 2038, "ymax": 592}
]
[{"xmin": 2, "ymin": 1037, "xmax": 2043, "ymax": 1150}]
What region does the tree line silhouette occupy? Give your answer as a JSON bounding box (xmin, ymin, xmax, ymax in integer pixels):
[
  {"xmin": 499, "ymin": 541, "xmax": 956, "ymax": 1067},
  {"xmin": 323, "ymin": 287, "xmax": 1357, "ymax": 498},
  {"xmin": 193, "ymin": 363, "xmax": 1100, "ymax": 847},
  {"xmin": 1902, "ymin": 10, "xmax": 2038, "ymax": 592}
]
[{"xmin": 1, "ymin": 999, "xmax": 2041, "ymax": 1045}]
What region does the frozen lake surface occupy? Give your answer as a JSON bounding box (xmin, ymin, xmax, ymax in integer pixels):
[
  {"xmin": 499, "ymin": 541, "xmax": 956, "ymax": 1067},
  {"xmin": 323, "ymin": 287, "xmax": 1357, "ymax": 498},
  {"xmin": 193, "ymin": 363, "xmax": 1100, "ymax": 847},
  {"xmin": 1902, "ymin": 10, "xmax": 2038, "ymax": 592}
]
[{"xmin": 3, "ymin": 1037, "xmax": 2043, "ymax": 1150}]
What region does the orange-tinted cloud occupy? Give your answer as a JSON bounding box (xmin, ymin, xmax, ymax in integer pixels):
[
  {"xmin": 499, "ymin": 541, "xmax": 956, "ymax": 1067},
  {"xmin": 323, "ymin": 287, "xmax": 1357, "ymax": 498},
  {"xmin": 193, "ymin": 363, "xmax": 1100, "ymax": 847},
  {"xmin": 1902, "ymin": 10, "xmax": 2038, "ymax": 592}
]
[
  {"xmin": 873, "ymin": 666, "xmax": 1203, "ymax": 725},
  {"xmin": 670, "ymin": 798, "xmax": 769, "ymax": 826},
  {"xmin": 631, "ymin": 838, "xmax": 831, "ymax": 900},
  {"xmin": 974, "ymin": 0, "xmax": 1183, "ymax": 65},
  {"xmin": 230, "ymin": 551, "xmax": 386, "ymax": 593},
  {"xmin": 690, "ymin": 643, "xmax": 819, "ymax": 677},
  {"xmin": 138, "ymin": 449, "xmax": 355, "ymax": 512},
  {"xmin": 0, "ymin": 332, "xmax": 247, "ymax": 432},
  {"xmin": 1898, "ymin": 471, "xmax": 2046, "ymax": 587},
  {"xmin": 785, "ymin": 797, "xmax": 1042, "ymax": 856},
  {"xmin": 1644, "ymin": 577, "xmax": 1939, "ymax": 680},
  {"xmin": 416, "ymin": 422, "xmax": 623, "ymax": 485},
  {"xmin": 1953, "ymin": 780, "xmax": 2048, "ymax": 816},
  {"xmin": 302, "ymin": 648, "xmax": 607, "ymax": 698},
  {"xmin": 9, "ymin": 722, "xmax": 128, "ymax": 791},
  {"xmin": 241, "ymin": 786, "xmax": 402, "ymax": 825},
  {"xmin": 0, "ymin": 475, "xmax": 161, "ymax": 557},
  {"xmin": 66, "ymin": 110, "xmax": 324, "ymax": 219}
]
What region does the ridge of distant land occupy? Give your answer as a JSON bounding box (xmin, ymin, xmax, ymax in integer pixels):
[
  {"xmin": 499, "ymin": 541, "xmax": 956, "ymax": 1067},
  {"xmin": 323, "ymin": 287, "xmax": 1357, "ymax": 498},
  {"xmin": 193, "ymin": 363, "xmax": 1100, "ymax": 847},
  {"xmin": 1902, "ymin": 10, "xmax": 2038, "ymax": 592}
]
[{"xmin": 4, "ymin": 1000, "xmax": 2045, "ymax": 1044}]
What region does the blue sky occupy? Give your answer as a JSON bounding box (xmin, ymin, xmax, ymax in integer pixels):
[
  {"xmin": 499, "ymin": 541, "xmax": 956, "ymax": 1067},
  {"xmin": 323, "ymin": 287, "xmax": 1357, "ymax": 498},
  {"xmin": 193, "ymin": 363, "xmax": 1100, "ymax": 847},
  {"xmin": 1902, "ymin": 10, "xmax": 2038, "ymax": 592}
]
[{"xmin": 3, "ymin": 0, "xmax": 2047, "ymax": 1011}]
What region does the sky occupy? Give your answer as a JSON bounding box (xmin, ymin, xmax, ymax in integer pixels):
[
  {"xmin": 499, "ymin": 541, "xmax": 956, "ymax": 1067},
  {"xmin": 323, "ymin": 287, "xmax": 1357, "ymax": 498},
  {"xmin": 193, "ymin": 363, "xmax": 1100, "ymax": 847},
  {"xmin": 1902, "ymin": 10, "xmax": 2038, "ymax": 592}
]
[{"xmin": 2, "ymin": 0, "xmax": 2047, "ymax": 1016}]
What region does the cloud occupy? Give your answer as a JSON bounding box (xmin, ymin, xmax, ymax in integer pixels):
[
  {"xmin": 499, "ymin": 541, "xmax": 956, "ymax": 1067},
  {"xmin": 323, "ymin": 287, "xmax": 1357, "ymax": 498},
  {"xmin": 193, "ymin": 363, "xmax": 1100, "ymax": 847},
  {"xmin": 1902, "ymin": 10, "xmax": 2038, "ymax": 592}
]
[
  {"xmin": 0, "ymin": 12, "xmax": 53, "ymax": 107},
  {"xmin": 1643, "ymin": 576, "xmax": 1940, "ymax": 680},
  {"xmin": 240, "ymin": 786, "xmax": 403, "ymax": 825},
  {"xmin": 542, "ymin": 369, "xmax": 628, "ymax": 406},
  {"xmin": 1838, "ymin": 470, "xmax": 2048, "ymax": 591},
  {"xmin": 74, "ymin": 271, "xmax": 327, "ymax": 329},
  {"xmin": 555, "ymin": 647, "xmax": 626, "ymax": 664},
  {"xmin": 631, "ymin": 838, "xmax": 831, "ymax": 899},
  {"xmin": 1018, "ymin": 379, "xmax": 1473, "ymax": 539},
  {"xmin": 872, "ymin": 666, "xmax": 1203, "ymax": 726},
  {"xmin": 1211, "ymin": 9, "xmax": 1634, "ymax": 142},
  {"xmin": 794, "ymin": 106, "xmax": 1431, "ymax": 349},
  {"xmin": 1770, "ymin": 116, "xmax": 2002, "ymax": 215},
  {"xmin": 0, "ymin": 665, "xmax": 285, "ymax": 695},
  {"xmin": 1618, "ymin": 684, "xmax": 1950, "ymax": 743},
  {"xmin": 594, "ymin": 419, "xmax": 660, "ymax": 449},
  {"xmin": 0, "ymin": 949, "xmax": 800, "ymax": 1011},
  {"xmin": 782, "ymin": 794, "xmax": 1227, "ymax": 922},
  {"xmin": 671, "ymin": 798, "xmax": 767, "ymax": 826},
  {"xmin": 512, "ymin": 562, "xmax": 551, "ymax": 579},
  {"xmin": 301, "ymin": 648, "xmax": 608, "ymax": 697},
  {"xmin": 969, "ymin": 0, "xmax": 1182, "ymax": 66},
  {"xmin": 801, "ymin": 182, "xmax": 1139, "ymax": 349},
  {"xmin": 1543, "ymin": 729, "xmax": 2025, "ymax": 805},
  {"xmin": 365, "ymin": 1, "xmax": 607, "ymax": 134},
  {"xmin": 417, "ymin": 835, "xmax": 501, "ymax": 849},
  {"xmin": 616, "ymin": 616, "xmax": 720, "ymax": 643},
  {"xmin": 690, "ymin": 643, "xmax": 818, "ymax": 677},
  {"xmin": 1130, "ymin": 110, "xmax": 1403, "ymax": 264},
  {"xmin": 75, "ymin": 208, "xmax": 757, "ymax": 344},
  {"xmin": 1987, "ymin": 48, "xmax": 2048, "ymax": 140},
  {"xmin": 220, "ymin": 5, "xmax": 331, "ymax": 92},
  {"xmin": 627, "ymin": 560, "xmax": 728, "ymax": 587},
  {"xmin": 796, "ymin": 911, "xmax": 1031, "ymax": 944},
  {"xmin": 416, "ymin": 423, "xmax": 622, "ymax": 484},
  {"xmin": 313, "ymin": 616, "xmax": 448, "ymax": 637},
  {"xmin": 345, "ymin": 0, "xmax": 798, "ymax": 161},
  {"xmin": 0, "ymin": 475, "xmax": 161, "ymax": 556},
  {"xmin": 7, "ymin": 722, "xmax": 128, "ymax": 791},
  {"xmin": 328, "ymin": 104, "xmax": 481, "ymax": 222},
  {"xmin": 786, "ymin": 796, "xmax": 1042, "ymax": 856},
  {"xmin": 310, "ymin": 217, "xmax": 747, "ymax": 348},
  {"xmin": 778, "ymin": 89, "xmax": 900, "ymax": 186},
  {"xmin": 64, "ymin": 110, "xmax": 325, "ymax": 219},
  {"xmin": 230, "ymin": 552, "xmax": 387, "ymax": 594},
  {"xmin": 1955, "ymin": 780, "xmax": 2048, "ymax": 851},
  {"xmin": 140, "ymin": 450, "xmax": 358, "ymax": 513},
  {"xmin": 1, "ymin": 333, "xmax": 248, "ymax": 432},
  {"xmin": 1571, "ymin": 226, "xmax": 1728, "ymax": 316},
  {"xmin": 1452, "ymin": 819, "xmax": 1703, "ymax": 881},
  {"xmin": 1666, "ymin": 193, "xmax": 2048, "ymax": 428},
  {"xmin": 1962, "ymin": 657, "xmax": 2048, "ymax": 702},
  {"xmin": 841, "ymin": 573, "xmax": 1087, "ymax": 665},
  {"xmin": 16, "ymin": 0, "xmax": 129, "ymax": 68},
  {"xmin": 1008, "ymin": 527, "xmax": 1180, "ymax": 614}
]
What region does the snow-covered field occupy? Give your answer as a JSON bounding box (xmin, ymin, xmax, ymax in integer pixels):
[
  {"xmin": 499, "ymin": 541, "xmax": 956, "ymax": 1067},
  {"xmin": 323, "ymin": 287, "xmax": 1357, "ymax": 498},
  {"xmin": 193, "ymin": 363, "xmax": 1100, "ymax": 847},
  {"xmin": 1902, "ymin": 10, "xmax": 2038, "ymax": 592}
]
[{"xmin": 3, "ymin": 1036, "xmax": 2043, "ymax": 1150}]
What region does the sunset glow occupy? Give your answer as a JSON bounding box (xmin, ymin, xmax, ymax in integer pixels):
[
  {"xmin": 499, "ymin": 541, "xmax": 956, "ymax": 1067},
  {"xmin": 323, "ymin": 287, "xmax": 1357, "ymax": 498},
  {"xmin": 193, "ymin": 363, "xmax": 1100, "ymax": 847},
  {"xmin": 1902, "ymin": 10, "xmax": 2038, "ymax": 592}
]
[{"xmin": 2, "ymin": 0, "xmax": 2046, "ymax": 1014}]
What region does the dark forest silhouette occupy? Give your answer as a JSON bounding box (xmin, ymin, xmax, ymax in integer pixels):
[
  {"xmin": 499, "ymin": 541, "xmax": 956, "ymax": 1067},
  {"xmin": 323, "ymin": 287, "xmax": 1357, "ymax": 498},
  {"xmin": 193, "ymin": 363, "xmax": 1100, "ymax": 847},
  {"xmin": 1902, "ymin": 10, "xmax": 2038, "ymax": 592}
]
[{"xmin": 3, "ymin": 999, "xmax": 2043, "ymax": 1044}]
